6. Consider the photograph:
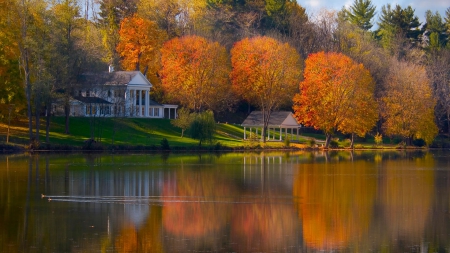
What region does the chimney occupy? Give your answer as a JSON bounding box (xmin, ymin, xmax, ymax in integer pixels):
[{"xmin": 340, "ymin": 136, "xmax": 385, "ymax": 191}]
[{"xmin": 109, "ymin": 65, "xmax": 114, "ymax": 73}]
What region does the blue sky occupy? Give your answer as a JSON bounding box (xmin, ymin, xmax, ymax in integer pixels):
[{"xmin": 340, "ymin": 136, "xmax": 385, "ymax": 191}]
[{"xmin": 297, "ymin": 0, "xmax": 449, "ymax": 25}]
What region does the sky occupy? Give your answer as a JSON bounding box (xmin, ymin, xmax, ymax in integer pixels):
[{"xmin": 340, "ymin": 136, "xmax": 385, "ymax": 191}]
[{"xmin": 298, "ymin": 0, "xmax": 449, "ymax": 26}]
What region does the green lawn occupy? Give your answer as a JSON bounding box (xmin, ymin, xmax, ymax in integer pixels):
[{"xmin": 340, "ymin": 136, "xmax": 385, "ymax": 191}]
[{"xmin": 0, "ymin": 116, "xmax": 332, "ymax": 150}]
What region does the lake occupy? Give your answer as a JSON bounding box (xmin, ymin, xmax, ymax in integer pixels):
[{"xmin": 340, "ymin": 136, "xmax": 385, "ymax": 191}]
[{"xmin": 1, "ymin": 150, "xmax": 449, "ymax": 252}]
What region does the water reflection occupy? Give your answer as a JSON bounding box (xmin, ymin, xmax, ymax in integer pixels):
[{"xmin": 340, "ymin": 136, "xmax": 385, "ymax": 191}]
[
  {"xmin": 380, "ymin": 154, "xmax": 435, "ymax": 250},
  {"xmin": 293, "ymin": 160, "xmax": 377, "ymax": 251},
  {"xmin": 1, "ymin": 151, "xmax": 450, "ymax": 252}
]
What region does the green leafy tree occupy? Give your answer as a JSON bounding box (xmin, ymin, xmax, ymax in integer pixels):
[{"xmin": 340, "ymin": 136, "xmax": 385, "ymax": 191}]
[
  {"xmin": 342, "ymin": 0, "xmax": 376, "ymax": 31},
  {"xmin": 189, "ymin": 110, "xmax": 216, "ymax": 146},
  {"xmin": 171, "ymin": 108, "xmax": 194, "ymax": 138},
  {"xmin": 376, "ymin": 4, "xmax": 421, "ymax": 54}
]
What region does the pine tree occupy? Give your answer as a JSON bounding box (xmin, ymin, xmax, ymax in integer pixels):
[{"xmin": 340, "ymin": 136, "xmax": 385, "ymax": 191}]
[{"xmin": 344, "ymin": 0, "xmax": 376, "ymax": 31}]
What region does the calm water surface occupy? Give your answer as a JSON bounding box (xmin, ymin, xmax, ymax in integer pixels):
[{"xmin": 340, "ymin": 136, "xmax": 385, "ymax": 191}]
[{"xmin": 1, "ymin": 151, "xmax": 450, "ymax": 252}]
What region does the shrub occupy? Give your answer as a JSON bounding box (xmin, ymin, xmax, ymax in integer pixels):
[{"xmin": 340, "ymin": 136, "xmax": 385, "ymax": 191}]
[
  {"xmin": 214, "ymin": 142, "xmax": 223, "ymax": 150},
  {"xmin": 160, "ymin": 138, "xmax": 170, "ymax": 150},
  {"xmin": 354, "ymin": 144, "xmax": 364, "ymax": 149},
  {"xmin": 374, "ymin": 133, "xmax": 383, "ymax": 146},
  {"xmin": 308, "ymin": 139, "xmax": 316, "ymax": 147},
  {"xmin": 189, "ymin": 110, "xmax": 216, "ymax": 146},
  {"xmin": 413, "ymin": 138, "xmax": 426, "ymax": 147},
  {"xmin": 329, "ymin": 140, "xmax": 339, "ymax": 148},
  {"xmin": 284, "ymin": 138, "xmax": 291, "ymax": 147}
]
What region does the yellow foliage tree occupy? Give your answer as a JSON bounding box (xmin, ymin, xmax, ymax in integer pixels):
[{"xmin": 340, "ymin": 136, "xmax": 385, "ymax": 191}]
[{"xmin": 381, "ymin": 60, "xmax": 438, "ymax": 145}]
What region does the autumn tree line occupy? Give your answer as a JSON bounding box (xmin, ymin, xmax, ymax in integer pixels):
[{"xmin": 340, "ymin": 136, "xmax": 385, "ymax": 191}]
[{"xmin": 0, "ymin": 0, "xmax": 450, "ymax": 147}]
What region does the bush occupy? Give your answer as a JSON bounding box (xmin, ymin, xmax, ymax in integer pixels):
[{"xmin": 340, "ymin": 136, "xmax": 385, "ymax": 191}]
[
  {"xmin": 343, "ymin": 138, "xmax": 351, "ymax": 147},
  {"xmin": 189, "ymin": 110, "xmax": 216, "ymax": 146},
  {"xmin": 214, "ymin": 142, "xmax": 223, "ymax": 150},
  {"xmin": 308, "ymin": 139, "xmax": 316, "ymax": 147},
  {"xmin": 82, "ymin": 138, "xmax": 104, "ymax": 150},
  {"xmin": 284, "ymin": 138, "xmax": 291, "ymax": 147},
  {"xmin": 160, "ymin": 138, "xmax": 170, "ymax": 150},
  {"xmin": 354, "ymin": 144, "xmax": 364, "ymax": 149},
  {"xmin": 374, "ymin": 133, "xmax": 383, "ymax": 146},
  {"xmin": 245, "ymin": 132, "xmax": 260, "ymax": 149},
  {"xmin": 329, "ymin": 140, "xmax": 339, "ymax": 148},
  {"xmin": 413, "ymin": 138, "xmax": 426, "ymax": 147}
]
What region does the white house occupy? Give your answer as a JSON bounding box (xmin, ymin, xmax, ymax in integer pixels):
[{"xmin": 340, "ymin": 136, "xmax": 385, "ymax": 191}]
[{"xmin": 55, "ymin": 70, "xmax": 178, "ymax": 119}]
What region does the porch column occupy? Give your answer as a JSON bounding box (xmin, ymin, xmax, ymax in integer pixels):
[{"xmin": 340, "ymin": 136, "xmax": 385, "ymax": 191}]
[
  {"xmin": 132, "ymin": 89, "xmax": 136, "ymax": 116},
  {"xmin": 145, "ymin": 90, "xmax": 149, "ymax": 117},
  {"xmin": 244, "ymin": 127, "xmax": 246, "ymax": 139},
  {"xmin": 139, "ymin": 90, "xmax": 142, "ymax": 117},
  {"xmin": 297, "ymin": 127, "xmax": 299, "ymax": 140},
  {"xmin": 279, "ymin": 128, "xmax": 282, "ymax": 141},
  {"xmin": 267, "ymin": 128, "xmax": 270, "ymax": 140}
]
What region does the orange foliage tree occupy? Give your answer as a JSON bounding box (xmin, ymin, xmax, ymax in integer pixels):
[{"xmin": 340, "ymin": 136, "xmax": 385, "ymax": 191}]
[
  {"xmin": 160, "ymin": 35, "xmax": 232, "ymax": 112},
  {"xmin": 116, "ymin": 14, "xmax": 167, "ymax": 74},
  {"xmin": 381, "ymin": 60, "xmax": 438, "ymax": 145},
  {"xmin": 231, "ymin": 36, "xmax": 301, "ymax": 142},
  {"xmin": 293, "ymin": 52, "xmax": 378, "ymax": 148}
]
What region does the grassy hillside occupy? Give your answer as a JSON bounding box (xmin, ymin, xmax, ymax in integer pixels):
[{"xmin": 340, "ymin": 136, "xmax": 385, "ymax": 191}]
[{"xmin": 0, "ymin": 116, "xmax": 302, "ymax": 149}]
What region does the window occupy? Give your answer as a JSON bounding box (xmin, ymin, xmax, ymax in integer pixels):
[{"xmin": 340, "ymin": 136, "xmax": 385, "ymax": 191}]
[
  {"xmin": 149, "ymin": 108, "xmax": 154, "ymax": 116},
  {"xmin": 108, "ymin": 90, "xmax": 111, "ymax": 97},
  {"xmin": 154, "ymin": 108, "xmax": 159, "ymax": 117}
]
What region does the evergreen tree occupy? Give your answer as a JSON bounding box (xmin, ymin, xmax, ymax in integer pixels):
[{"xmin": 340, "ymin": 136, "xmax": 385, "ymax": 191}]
[
  {"xmin": 422, "ymin": 10, "xmax": 448, "ymax": 49},
  {"xmin": 376, "ymin": 4, "xmax": 421, "ymax": 54},
  {"xmin": 343, "ymin": 0, "xmax": 376, "ymax": 31}
]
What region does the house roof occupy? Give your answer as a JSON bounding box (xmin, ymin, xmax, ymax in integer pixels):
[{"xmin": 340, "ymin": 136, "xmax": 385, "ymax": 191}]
[
  {"xmin": 74, "ymin": 96, "xmax": 112, "ymax": 104},
  {"xmin": 78, "ymin": 71, "xmax": 152, "ymax": 87},
  {"xmin": 241, "ymin": 111, "xmax": 300, "ymax": 127}
]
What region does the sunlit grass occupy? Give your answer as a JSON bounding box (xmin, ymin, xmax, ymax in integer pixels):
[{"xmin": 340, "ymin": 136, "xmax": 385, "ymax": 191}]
[{"xmin": 0, "ymin": 116, "xmax": 321, "ymax": 149}]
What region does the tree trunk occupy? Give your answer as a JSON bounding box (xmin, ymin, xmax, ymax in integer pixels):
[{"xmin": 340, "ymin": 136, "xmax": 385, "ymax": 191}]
[
  {"xmin": 325, "ymin": 133, "xmax": 332, "ymax": 148},
  {"xmin": 447, "ymin": 110, "xmax": 450, "ymax": 140},
  {"xmin": 261, "ymin": 109, "xmax": 271, "ymax": 143},
  {"xmin": 24, "ymin": 56, "xmax": 33, "ymax": 142},
  {"xmin": 35, "ymin": 99, "xmax": 40, "ymax": 143},
  {"xmin": 6, "ymin": 105, "xmax": 13, "ymax": 143},
  {"xmin": 45, "ymin": 101, "xmax": 51, "ymax": 143},
  {"xmin": 350, "ymin": 133, "xmax": 355, "ymax": 149},
  {"xmin": 64, "ymin": 102, "xmax": 70, "ymax": 134}
]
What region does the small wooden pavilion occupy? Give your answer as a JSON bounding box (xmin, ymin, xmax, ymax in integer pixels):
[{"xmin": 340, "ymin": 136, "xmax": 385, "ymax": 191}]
[{"xmin": 241, "ymin": 111, "xmax": 301, "ymax": 141}]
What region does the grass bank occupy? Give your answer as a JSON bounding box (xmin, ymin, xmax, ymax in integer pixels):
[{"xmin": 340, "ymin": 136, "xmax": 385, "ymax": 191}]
[
  {"xmin": 0, "ymin": 117, "xmax": 301, "ymax": 151},
  {"xmin": 0, "ymin": 116, "xmax": 438, "ymax": 151}
]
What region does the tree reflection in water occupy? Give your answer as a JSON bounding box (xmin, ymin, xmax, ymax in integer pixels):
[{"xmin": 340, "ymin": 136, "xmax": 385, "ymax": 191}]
[
  {"xmin": 293, "ymin": 160, "xmax": 377, "ymax": 251},
  {"xmin": 162, "ymin": 170, "xmax": 233, "ymax": 251},
  {"xmin": 380, "ymin": 154, "xmax": 435, "ymax": 246}
]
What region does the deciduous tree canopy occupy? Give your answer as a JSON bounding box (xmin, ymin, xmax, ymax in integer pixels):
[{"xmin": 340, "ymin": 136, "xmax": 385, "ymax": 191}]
[
  {"xmin": 231, "ymin": 36, "xmax": 301, "ymax": 142},
  {"xmin": 293, "ymin": 51, "xmax": 377, "ymax": 148},
  {"xmin": 160, "ymin": 35, "xmax": 232, "ymax": 112},
  {"xmin": 381, "ymin": 60, "xmax": 438, "ymax": 145}
]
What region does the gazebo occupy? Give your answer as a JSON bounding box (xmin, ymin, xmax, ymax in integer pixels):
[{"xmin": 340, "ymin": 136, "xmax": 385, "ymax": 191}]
[{"xmin": 241, "ymin": 111, "xmax": 301, "ymax": 141}]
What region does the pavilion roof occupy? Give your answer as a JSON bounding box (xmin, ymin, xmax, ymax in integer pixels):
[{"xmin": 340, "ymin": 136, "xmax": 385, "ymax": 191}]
[{"xmin": 241, "ymin": 111, "xmax": 300, "ymax": 128}]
